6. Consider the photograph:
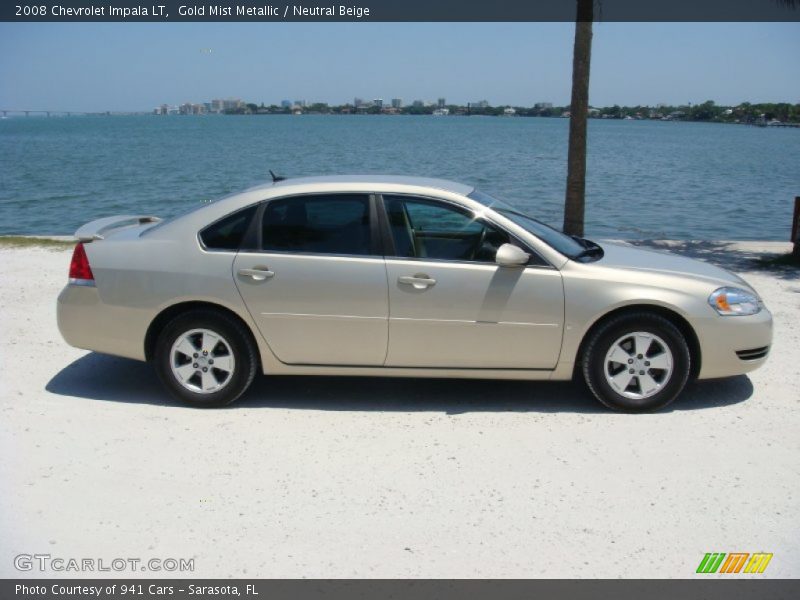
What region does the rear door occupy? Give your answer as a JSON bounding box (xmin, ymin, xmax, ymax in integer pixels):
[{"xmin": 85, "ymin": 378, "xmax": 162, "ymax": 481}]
[
  {"xmin": 233, "ymin": 194, "xmax": 389, "ymax": 366},
  {"xmin": 380, "ymin": 195, "xmax": 564, "ymax": 369}
]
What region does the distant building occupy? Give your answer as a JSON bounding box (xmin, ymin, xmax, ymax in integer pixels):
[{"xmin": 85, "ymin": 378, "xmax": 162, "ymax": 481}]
[
  {"xmin": 412, "ymin": 100, "xmax": 424, "ymax": 108},
  {"xmin": 281, "ymin": 100, "xmax": 292, "ymax": 108},
  {"xmin": 391, "ymin": 98, "xmax": 403, "ymax": 109},
  {"xmin": 471, "ymin": 100, "xmax": 489, "ymax": 109},
  {"xmin": 437, "ymin": 98, "xmax": 446, "ymax": 108},
  {"xmin": 222, "ymin": 98, "xmax": 243, "ymax": 111},
  {"xmin": 294, "ymin": 100, "xmax": 306, "ymax": 108},
  {"xmin": 354, "ymin": 97, "xmax": 365, "ymax": 107},
  {"xmin": 211, "ymin": 99, "xmax": 225, "ymax": 113},
  {"xmin": 534, "ymin": 102, "xmax": 553, "ymax": 109},
  {"xmin": 373, "ymin": 99, "xmax": 383, "ymax": 109}
]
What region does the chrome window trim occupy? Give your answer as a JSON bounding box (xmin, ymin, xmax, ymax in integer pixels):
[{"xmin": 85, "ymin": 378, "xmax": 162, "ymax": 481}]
[
  {"xmin": 235, "ymin": 248, "xmax": 386, "ymax": 261},
  {"xmin": 382, "ymin": 255, "xmax": 556, "ymax": 271}
]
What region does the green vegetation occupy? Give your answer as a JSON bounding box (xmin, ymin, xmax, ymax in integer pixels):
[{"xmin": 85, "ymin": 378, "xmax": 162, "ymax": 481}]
[
  {"xmin": 223, "ymin": 100, "xmax": 800, "ymax": 125},
  {"xmin": 0, "ymin": 236, "xmax": 74, "ymax": 249}
]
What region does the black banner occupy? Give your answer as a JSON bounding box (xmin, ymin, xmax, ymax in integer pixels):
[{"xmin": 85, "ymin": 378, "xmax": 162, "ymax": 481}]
[
  {"xmin": 3, "ymin": 0, "xmax": 800, "ymax": 22},
  {"xmin": 3, "ymin": 580, "xmax": 800, "ymax": 600}
]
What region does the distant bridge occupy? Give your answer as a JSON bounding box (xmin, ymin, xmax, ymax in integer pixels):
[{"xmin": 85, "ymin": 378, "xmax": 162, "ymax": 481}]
[
  {"xmin": 0, "ymin": 110, "xmax": 145, "ymax": 117},
  {"xmin": 1, "ymin": 109, "xmax": 92, "ymax": 117}
]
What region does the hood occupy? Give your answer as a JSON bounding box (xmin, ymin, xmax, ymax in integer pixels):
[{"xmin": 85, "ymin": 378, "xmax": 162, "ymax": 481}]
[{"xmin": 595, "ymin": 242, "xmax": 748, "ymax": 288}]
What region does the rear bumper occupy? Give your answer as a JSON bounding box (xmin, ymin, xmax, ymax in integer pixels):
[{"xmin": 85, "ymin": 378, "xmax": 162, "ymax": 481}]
[
  {"xmin": 695, "ymin": 307, "xmax": 773, "ymax": 379},
  {"xmin": 57, "ymin": 284, "xmax": 147, "ymax": 361}
]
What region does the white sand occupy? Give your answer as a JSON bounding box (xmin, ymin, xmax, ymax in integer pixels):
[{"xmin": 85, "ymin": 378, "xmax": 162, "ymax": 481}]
[{"xmin": 0, "ymin": 241, "xmax": 798, "ymax": 578}]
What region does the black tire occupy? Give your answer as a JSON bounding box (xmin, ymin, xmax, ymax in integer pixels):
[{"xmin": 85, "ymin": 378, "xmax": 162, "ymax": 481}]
[
  {"xmin": 582, "ymin": 312, "xmax": 691, "ymax": 412},
  {"xmin": 154, "ymin": 309, "xmax": 258, "ymax": 408}
]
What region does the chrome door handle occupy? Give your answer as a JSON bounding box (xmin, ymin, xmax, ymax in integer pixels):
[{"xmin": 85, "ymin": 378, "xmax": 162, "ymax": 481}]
[
  {"xmin": 238, "ymin": 267, "xmax": 275, "ymax": 281},
  {"xmin": 398, "ymin": 275, "xmax": 436, "ymax": 289}
]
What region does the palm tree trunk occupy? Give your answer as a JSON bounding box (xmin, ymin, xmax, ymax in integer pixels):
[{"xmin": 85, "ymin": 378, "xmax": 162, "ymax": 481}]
[{"xmin": 563, "ymin": 0, "xmax": 594, "ymax": 237}]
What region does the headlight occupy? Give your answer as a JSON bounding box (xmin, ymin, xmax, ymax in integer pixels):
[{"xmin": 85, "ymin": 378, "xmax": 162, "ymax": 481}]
[{"xmin": 708, "ymin": 287, "xmax": 762, "ymax": 316}]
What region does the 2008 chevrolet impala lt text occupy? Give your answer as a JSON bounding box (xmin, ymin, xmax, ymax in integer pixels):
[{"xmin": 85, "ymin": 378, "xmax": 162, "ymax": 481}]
[{"xmin": 56, "ymin": 175, "xmax": 772, "ymax": 411}]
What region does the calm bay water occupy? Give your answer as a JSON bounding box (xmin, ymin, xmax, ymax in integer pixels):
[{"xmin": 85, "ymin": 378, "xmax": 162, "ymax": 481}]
[{"xmin": 0, "ymin": 114, "xmax": 798, "ymax": 239}]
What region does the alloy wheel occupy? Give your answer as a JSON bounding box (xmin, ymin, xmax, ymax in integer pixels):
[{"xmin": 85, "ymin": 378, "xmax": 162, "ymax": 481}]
[
  {"xmin": 603, "ymin": 331, "xmax": 674, "ymax": 400},
  {"xmin": 169, "ymin": 328, "xmax": 236, "ymax": 394}
]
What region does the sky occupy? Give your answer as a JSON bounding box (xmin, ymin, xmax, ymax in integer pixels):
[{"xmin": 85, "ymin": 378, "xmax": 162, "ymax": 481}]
[{"xmin": 0, "ymin": 22, "xmax": 798, "ymax": 111}]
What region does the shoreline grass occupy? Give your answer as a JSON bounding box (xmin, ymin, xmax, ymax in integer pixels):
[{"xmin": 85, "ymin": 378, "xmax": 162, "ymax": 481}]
[{"xmin": 0, "ymin": 236, "xmax": 75, "ymax": 249}]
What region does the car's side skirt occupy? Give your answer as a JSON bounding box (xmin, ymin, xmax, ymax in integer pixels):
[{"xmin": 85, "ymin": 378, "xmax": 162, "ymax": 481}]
[{"xmin": 261, "ymin": 363, "xmax": 557, "ymax": 380}]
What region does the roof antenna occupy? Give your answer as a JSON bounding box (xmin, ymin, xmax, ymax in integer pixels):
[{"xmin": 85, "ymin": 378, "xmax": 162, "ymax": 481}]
[{"xmin": 269, "ymin": 170, "xmax": 286, "ymax": 182}]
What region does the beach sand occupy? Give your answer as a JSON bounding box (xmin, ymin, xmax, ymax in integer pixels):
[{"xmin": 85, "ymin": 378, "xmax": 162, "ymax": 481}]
[{"xmin": 0, "ymin": 240, "xmax": 798, "ymax": 578}]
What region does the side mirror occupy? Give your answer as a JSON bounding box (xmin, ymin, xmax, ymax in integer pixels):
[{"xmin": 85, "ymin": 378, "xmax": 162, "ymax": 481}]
[{"xmin": 495, "ymin": 243, "xmax": 530, "ymax": 267}]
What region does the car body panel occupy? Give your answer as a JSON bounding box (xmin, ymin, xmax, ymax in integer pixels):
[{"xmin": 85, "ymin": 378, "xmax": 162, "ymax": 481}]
[
  {"xmin": 597, "ymin": 242, "xmax": 751, "ymax": 288},
  {"xmin": 56, "ymin": 175, "xmax": 772, "ymax": 386},
  {"xmin": 552, "ymin": 258, "xmax": 771, "ymax": 380},
  {"xmin": 384, "ymin": 258, "xmax": 564, "ymax": 368},
  {"xmin": 233, "ymin": 252, "xmax": 390, "ymax": 366}
]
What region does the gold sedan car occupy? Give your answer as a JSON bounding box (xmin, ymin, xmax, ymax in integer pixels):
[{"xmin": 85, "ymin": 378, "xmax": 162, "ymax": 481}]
[{"xmin": 57, "ymin": 176, "xmax": 772, "ymax": 411}]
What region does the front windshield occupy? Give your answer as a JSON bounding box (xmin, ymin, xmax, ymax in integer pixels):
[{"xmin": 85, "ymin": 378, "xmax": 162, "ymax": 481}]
[{"xmin": 468, "ymin": 189, "xmax": 588, "ymax": 258}]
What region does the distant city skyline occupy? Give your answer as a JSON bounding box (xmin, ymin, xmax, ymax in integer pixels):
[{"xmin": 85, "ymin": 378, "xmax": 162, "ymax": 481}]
[{"xmin": 0, "ymin": 22, "xmax": 798, "ymax": 112}]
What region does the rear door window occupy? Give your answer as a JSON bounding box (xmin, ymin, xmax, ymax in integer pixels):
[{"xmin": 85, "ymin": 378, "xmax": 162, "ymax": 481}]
[{"xmin": 261, "ymin": 194, "xmax": 373, "ymax": 256}]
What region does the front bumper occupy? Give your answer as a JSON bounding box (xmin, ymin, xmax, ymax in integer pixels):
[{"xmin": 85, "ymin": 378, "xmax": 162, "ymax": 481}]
[{"xmin": 695, "ymin": 306, "xmax": 773, "ymax": 379}]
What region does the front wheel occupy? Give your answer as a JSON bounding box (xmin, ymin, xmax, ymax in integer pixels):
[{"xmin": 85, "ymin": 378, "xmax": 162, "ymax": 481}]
[
  {"xmin": 154, "ymin": 309, "xmax": 257, "ymax": 408},
  {"xmin": 582, "ymin": 312, "xmax": 691, "ymax": 412}
]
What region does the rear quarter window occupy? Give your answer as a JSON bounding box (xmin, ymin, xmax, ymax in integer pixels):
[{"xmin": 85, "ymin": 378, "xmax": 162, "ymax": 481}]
[{"xmin": 199, "ymin": 206, "xmax": 257, "ymax": 250}]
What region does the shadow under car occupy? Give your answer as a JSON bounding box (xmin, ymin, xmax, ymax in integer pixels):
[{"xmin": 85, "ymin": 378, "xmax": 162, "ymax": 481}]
[{"xmin": 45, "ymin": 352, "xmax": 754, "ymax": 414}]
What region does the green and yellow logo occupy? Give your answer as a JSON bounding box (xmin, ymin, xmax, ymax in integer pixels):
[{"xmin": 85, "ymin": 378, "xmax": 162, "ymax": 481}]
[{"xmin": 696, "ymin": 552, "xmax": 773, "ymax": 574}]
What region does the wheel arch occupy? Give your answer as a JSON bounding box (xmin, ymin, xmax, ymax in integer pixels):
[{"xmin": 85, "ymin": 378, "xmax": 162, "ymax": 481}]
[
  {"xmin": 573, "ymin": 304, "xmax": 702, "ymax": 380},
  {"xmin": 144, "ymin": 300, "xmax": 262, "ymax": 370}
]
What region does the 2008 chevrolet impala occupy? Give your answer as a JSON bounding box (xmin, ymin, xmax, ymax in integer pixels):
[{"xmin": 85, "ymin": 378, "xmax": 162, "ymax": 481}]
[{"xmin": 57, "ymin": 175, "xmax": 772, "ymax": 411}]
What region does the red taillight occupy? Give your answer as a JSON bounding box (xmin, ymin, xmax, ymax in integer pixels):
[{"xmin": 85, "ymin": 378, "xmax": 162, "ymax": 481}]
[{"xmin": 69, "ymin": 242, "xmax": 94, "ymax": 282}]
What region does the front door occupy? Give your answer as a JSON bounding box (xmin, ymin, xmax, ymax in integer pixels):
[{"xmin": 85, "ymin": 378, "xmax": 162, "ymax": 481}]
[
  {"xmin": 234, "ymin": 193, "xmax": 388, "ymax": 366},
  {"xmin": 381, "ymin": 195, "xmax": 564, "ymax": 369}
]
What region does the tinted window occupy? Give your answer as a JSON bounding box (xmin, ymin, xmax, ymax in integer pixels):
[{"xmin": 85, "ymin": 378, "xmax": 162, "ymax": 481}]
[
  {"xmin": 384, "ymin": 196, "xmax": 511, "ymax": 262},
  {"xmin": 261, "ymin": 194, "xmax": 372, "ymax": 255},
  {"xmin": 199, "ymin": 205, "xmax": 256, "ymax": 250}
]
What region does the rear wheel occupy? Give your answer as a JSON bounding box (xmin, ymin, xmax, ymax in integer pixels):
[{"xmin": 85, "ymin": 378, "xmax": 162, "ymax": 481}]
[
  {"xmin": 154, "ymin": 310, "xmax": 257, "ymax": 407},
  {"xmin": 582, "ymin": 312, "xmax": 691, "ymax": 412}
]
